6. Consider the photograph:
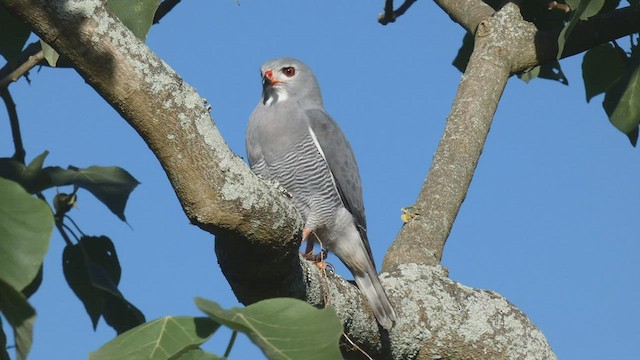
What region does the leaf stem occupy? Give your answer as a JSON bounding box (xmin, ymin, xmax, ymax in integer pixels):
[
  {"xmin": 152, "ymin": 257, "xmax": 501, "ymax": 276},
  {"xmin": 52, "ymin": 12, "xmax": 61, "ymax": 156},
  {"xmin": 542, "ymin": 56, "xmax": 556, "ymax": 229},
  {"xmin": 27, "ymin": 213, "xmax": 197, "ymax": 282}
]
[
  {"xmin": 65, "ymin": 215, "xmax": 86, "ymax": 237},
  {"xmin": 223, "ymin": 330, "xmax": 237, "ymax": 358}
]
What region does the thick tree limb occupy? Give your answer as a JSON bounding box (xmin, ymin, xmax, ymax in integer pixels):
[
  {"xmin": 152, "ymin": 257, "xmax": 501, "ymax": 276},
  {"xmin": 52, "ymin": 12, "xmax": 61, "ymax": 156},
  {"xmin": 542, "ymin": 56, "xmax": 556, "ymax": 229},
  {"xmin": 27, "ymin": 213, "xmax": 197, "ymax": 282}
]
[
  {"xmin": 1, "ymin": 0, "xmax": 555, "ymax": 358},
  {"xmin": 390, "ymin": 0, "xmax": 639, "ymax": 268}
]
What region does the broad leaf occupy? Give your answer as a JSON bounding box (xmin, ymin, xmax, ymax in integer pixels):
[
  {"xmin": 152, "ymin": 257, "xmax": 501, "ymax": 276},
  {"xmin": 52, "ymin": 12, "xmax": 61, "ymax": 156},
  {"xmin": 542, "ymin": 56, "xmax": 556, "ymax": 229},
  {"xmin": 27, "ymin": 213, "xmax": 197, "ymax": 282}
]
[
  {"xmin": 0, "ymin": 152, "xmax": 139, "ymax": 221},
  {"xmin": 102, "ymin": 293, "xmax": 146, "ymax": 335},
  {"xmin": 0, "ymin": 7, "xmax": 31, "ymax": 64},
  {"xmin": 63, "ymin": 239, "xmax": 104, "ymax": 328},
  {"xmin": 89, "ymin": 316, "xmax": 219, "ymax": 360},
  {"xmin": 21, "ymin": 265, "xmax": 43, "ymax": 299},
  {"xmin": 582, "ymin": 43, "xmax": 627, "ymax": 102},
  {"xmin": 519, "ymin": 61, "xmax": 568, "ymax": 85},
  {"xmin": 63, "ymin": 236, "xmax": 145, "ymax": 332},
  {"xmin": 107, "ymin": 0, "xmax": 162, "ymax": 41},
  {"xmin": 175, "ymin": 349, "xmax": 225, "ymax": 360},
  {"xmin": 603, "ymin": 57, "xmax": 640, "ymax": 146},
  {"xmin": 40, "ymin": 40, "xmax": 60, "ymax": 67},
  {"xmin": 195, "ymin": 297, "xmax": 343, "ymax": 360},
  {"xmin": 50, "ymin": 166, "xmax": 139, "ymax": 221},
  {"xmin": 0, "ymin": 177, "xmax": 53, "ymax": 291},
  {"xmin": 558, "ymin": 0, "xmax": 607, "ymax": 57},
  {"xmin": 0, "ymin": 152, "xmax": 52, "ymax": 194},
  {"xmin": 0, "ymin": 279, "xmax": 35, "ymax": 360}
]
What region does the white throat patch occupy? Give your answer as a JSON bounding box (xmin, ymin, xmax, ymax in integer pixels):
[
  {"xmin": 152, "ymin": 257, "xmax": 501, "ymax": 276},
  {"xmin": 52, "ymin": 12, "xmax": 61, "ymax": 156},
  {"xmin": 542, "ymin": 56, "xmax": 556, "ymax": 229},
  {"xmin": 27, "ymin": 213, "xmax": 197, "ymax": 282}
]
[{"xmin": 265, "ymin": 87, "xmax": 289, "ymax": 106}]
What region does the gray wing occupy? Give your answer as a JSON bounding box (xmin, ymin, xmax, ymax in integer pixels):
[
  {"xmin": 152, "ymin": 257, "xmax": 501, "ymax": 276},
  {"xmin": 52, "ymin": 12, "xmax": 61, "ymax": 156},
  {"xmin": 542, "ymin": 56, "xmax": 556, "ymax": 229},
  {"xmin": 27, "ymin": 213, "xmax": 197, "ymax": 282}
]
[
  {"xmin": 245, "ymin": 112, "xmax": 269, "ymax": 178},
  {"xmin": 305, "ymin": 108, "xmax": 374, "ymax": 263}
]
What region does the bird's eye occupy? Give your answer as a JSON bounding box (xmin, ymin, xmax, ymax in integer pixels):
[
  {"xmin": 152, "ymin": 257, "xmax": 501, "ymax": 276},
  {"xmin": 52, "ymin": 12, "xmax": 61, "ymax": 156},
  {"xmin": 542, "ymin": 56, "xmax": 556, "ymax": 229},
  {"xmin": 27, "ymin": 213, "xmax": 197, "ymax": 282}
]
[{"xmin": 282, "ymin": 67, "xmax": 296, "ymax": 77}]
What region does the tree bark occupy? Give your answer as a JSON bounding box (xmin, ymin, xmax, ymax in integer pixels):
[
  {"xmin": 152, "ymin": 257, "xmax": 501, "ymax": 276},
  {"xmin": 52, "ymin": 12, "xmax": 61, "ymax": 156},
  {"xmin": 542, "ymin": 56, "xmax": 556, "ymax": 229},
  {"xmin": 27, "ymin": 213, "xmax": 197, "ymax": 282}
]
[{"xmin": 3, "ymin": 0, "xmax": 636, "ymax": 358}]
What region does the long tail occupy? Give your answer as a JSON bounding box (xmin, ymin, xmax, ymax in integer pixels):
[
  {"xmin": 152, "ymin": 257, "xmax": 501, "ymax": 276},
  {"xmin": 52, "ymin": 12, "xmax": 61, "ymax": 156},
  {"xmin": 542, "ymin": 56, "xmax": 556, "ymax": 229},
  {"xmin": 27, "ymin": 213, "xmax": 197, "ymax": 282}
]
[{"xmin": 354, "ymin": 268, "xmax": 397, "ymax": 330}]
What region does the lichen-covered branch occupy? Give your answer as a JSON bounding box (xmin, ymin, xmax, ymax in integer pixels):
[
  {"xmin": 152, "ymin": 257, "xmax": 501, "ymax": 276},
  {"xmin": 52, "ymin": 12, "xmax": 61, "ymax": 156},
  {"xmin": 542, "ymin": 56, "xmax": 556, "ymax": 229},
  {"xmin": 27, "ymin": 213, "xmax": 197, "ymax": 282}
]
[
  {"xmin": 1, "ymin": 0, "xmax": 555, "ymax": 358},
  {"xmin": 385, "ymin": 4, "xmax": 535, "ymax": 269},
  {"xmin": 389, "ymin": 0, "xmax": 639, "ymax": 268},
  {"xmin": 1, "ymin": 0, "xmax": 302, "ymax": 243}
]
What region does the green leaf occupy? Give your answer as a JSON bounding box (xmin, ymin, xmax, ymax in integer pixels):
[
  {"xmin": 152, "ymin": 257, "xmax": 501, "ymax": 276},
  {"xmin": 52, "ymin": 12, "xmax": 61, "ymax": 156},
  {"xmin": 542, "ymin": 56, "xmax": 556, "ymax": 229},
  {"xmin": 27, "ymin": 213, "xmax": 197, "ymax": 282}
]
[
  {"xmin": 89, "ymin": 316, "xmax": 219, "ymax": 360},
  {"xmin": 519, "ymin": 66, "xmax": 540, "ymax": 83},
  {"xmin": 63, "ymin": 237, "xmax": 112, "ymax": 328},
  {"xmin": 63, "ymin": 236, "xmax": 145, "ymax": 333},
  {"xmin": 175, "ymin": 349, "xmax": 225, "ymax": 360},
  {"xmin": 50, "ymin": 166, "xmax": 140, "ymax": 221},
  {"xmin": 602, "ymin": 58, "xmax": 640, "ymax": 146},
  {"xmin": 40, "ymin": 40, "xmax": 60, "ymax": 67},
  {"xmin": 0, "ymin": 6, "xmax": 31, "ymax": 64},
  {"xmin": 583, "ymin": 43, "xmax": 627, "ymax": 102},
  {"xmin": 0, "ymin": 177, "xmax": 53, "ymax": 291},
  {"xmin": 0, "ymin": 153, "xmax": 139, "ymax": 221},
  {"xmin": 21, "ymin": 265, "xmax": 43, "ymax": 299},
  {"xmin": 102, "ymin": 293, "xmax": 146, "ymax": 335},
  {"xmin": 0, "ymin": 151, "xmax": 52, "ymax": 194},
  {"xmin": 518, "ymin": 61, "xmax": 568, "ymax": 85},
  {"xmin": 558, "ymin": 0, "xmax": 607, "ymax": 57},
  {"xmin": 107, "ymin": 0, "xmax": 162, "ymax": 41},
  {"xmin": 195, "ymin": 297, "xmax": 343, "ymax": 360},
  {"xmin": 0, "ymin": 279, "xmax": 35, "ymax": 360}
]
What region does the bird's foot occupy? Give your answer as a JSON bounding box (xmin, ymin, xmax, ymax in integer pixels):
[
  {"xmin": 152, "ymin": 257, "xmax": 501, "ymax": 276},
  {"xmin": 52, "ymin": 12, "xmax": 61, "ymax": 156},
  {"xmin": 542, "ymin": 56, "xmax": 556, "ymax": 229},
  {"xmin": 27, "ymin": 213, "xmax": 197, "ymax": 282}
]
[
  {"xmin": 301, "ymin": 249, "xmax": 333, "ymax": 272},
  {"xmin": 300, "ymin": 227, "xmax": 331, "ymax": 270}
]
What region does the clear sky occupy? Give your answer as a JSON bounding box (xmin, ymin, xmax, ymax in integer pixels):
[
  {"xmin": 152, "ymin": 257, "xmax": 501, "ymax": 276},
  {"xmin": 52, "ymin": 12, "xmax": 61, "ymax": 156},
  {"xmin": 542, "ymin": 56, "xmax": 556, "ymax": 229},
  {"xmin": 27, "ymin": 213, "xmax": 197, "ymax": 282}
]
[{"xmin": 1, "ymin": 1, "xmax": 639, "ymax": 359}]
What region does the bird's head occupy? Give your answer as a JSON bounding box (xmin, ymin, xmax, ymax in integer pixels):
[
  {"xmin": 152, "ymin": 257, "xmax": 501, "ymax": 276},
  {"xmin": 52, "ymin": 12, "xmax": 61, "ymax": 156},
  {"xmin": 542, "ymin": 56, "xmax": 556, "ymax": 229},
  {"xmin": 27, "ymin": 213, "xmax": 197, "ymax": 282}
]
[{"xmin": 259, "ymin": 57, "xmax": 322, "ymax": 107}]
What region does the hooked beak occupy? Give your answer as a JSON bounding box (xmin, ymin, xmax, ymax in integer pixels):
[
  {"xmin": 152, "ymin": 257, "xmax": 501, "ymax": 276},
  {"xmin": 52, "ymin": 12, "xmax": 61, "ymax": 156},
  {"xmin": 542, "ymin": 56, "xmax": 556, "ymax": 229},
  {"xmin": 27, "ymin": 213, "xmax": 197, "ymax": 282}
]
[{"xmin": 262, "ymin": 69, "xmax": 281, "ymax": 105}]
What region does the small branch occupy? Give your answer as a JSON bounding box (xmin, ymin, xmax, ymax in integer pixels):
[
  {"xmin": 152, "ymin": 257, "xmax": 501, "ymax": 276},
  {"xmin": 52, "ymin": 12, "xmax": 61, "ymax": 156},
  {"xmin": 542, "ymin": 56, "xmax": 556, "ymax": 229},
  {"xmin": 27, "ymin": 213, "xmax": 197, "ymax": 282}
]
[
  {"xmin": 378, "ymin": 0, "xmax": 418, "ymax": 25},
  {"xmin": 153, "ymin": 0, "xmax": 181, "ymax": 24},
  {"xmin": 433, "ymin": 0, "xmax": 495, "ymax": 34},
  {"xmin": 384, "ymin": 4, "xmax": 536, "ymax": 269},
  {"xmin": 0, "ymin": 42, "xmax": 45, "ymax": 88},
  {"xmin": 0, "ymin": 87, "xmax": 25, "ymax": 163}
]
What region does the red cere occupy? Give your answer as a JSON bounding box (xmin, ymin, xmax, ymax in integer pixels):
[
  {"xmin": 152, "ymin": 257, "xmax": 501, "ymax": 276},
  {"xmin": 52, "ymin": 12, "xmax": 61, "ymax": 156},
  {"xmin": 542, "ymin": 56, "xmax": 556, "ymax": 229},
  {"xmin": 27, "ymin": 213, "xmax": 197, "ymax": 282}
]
[{"xmin": 264, "ymin": 69, "xmax": 274, "ymax": 80}]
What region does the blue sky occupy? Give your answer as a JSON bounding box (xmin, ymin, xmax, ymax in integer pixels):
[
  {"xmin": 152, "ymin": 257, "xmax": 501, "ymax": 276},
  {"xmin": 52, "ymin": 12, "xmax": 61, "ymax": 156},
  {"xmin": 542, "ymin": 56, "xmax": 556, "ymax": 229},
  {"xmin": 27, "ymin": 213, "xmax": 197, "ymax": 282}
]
[{"xmin": 1, "ymin": 1, "xmax": 639, "ymax": 359}]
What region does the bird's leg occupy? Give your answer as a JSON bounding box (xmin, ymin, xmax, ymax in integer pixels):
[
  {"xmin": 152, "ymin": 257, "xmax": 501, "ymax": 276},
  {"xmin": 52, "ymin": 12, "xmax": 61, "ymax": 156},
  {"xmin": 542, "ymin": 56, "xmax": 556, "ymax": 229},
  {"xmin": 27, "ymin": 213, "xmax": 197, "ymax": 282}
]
[
  {"xmin": 300, "ymin": 230, "xmax": 330, "ymax": 269},
  {"xmin": 301, "ymin": 228, "xmax": 317, "ymax": 260}
]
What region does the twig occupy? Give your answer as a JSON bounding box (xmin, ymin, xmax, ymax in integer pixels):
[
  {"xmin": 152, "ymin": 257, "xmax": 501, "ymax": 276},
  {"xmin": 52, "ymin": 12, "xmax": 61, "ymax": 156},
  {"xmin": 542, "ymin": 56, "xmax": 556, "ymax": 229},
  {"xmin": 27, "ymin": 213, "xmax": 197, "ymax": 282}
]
[
  {"xmin": 342, "ymin": 332, "xmax": 374, "ymax": 360},
  {"xmin": 153, "ymin": 0, "xmax": 181, "ymax": 24},
  {"xmin": 62, "ymin": 223, "xmax": 80, "ymax": 242},
  {"xmin": 0, "ymin": 87, "xmax": 25, "ymax": 163},
  {"xmin": 0, "ymin": 41, "xmax": 44, "ymax": 88},
  {"xmin": 65, "ymin": 215, "xmax": 86, "ymax": 237},
  {"xmin": 378, "ymin": 0, "xmax": 418, "ymax": 25}
]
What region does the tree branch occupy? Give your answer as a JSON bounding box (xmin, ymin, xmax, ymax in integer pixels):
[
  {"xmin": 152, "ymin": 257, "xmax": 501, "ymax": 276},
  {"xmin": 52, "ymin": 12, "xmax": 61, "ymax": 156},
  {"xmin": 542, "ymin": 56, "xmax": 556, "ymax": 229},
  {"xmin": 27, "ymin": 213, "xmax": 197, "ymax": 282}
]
[
  {"xmin": 385, "ymin": 3, "xmax": 535, "ymax": 269},
  {"xmin": 433, "ymin": 0, "xmax": 495, "ymax": 33},
  {"xmin": 389, "ymin": 1, "xmax": 639, "ymax": 268},
  {"xmin": 1, "ymin": 0, "xmax": 555, "ymax": 358},
  {"xmin": 0, "ymin": 42, "xmax": 44, "ymax": 88},
  {"xmin": 0, "ymin": 87, "xmax": 25, "ymax": 163},
  {"xmin": 378, "ymin": 0, "xmax": 418, "ymax": 25}
]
